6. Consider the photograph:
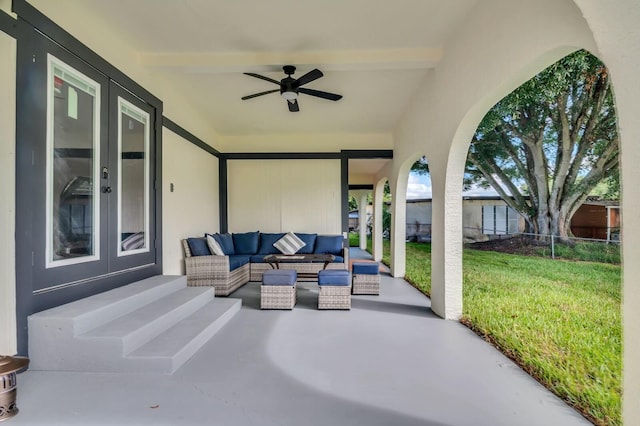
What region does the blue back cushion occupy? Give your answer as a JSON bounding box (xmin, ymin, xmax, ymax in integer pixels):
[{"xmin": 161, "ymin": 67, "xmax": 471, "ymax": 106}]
[
  {"xmin": 295, "ymin": 233, "xmax": 317, "ymax": 254},
  {"xmin": 313, "ymin": 235, "xmax": 344, "ymax": 255},
  {"xmin": 232, "ymin": 231, "xmax": 259, "ymax": 254},
  {"xmin": 187, "ymin": 237, "xmax": 211, "ymax": 256},
  {"xmin": 258, "ymin": 233, "xmax": 285, "ymax": 254},
  {"xmin": 212, "ymin": 233, "xmax": 235, "ymax": 255}
]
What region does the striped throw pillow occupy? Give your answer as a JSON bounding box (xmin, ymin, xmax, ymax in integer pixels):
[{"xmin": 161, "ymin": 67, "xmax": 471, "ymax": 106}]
[
  {"xmin": 273, "ymin": 232, "xmax": 306, "ymax": 255},
  {"xmin": 206, "ymin": 234, "xmax": 225, "ymax": 256},
  {"xmin": 121, "ymin": 232, "xmax": 145, "ymax": 251}
]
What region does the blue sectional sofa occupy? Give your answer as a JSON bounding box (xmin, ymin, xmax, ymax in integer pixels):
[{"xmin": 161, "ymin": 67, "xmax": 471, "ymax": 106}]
[{"xmin": 182, "ymin": 232, "xmax": 348, "ymax": 296}]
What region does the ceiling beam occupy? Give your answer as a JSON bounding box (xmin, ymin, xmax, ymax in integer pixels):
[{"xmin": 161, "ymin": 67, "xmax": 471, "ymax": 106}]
[{"xmin": 138, "ymin": 48, "xmax": 443, "ymax": 73}]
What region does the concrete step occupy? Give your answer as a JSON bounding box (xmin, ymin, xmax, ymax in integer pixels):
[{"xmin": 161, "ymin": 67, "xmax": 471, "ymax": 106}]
[
  {"xmin": 127, "ymin": 298, "xmax": 241, "ymax": 374},
  {"xmin": 80, "ymin": 286, "xmax": 214, "ymax": 354},
  {"xmin": 29, "ymin": 275, "xmax": 188, "ymax": 336},
  {"xmin": 28, "ymin": 275, "xmax": 242, "ymax": 374}
]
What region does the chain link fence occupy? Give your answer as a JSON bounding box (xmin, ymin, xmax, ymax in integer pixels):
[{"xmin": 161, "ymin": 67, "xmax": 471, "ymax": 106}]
[{"xmin": 461, "ymin": 228, "xmax": 621, "ymax": 264}]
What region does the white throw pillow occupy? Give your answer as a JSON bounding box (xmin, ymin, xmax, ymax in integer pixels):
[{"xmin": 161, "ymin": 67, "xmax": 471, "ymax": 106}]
[
  {"xmin": 206, "ymin": 234, "xmax": 225, "ymax": 256},
  {"xmin": 273, "ymin": 232, "xmax": 306, "ymax": 255}
]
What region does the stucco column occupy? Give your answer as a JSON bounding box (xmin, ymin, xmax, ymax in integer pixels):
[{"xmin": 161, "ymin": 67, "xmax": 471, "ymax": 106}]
[
  {"xmin": 372, "ymin": 180, "xmax": 385, "ymax": 262},
  {"xmin": 428, "ymin": 160, "xmax": 463, "ymax": 320},
  {"xmin": 571, "ymin": 2, "xmax": 640, "ymax": 423},
  {"xmin": 389, "ymin": 175, "xmax": 407, "ymax": 278},
  {"xmin": 358, "ymin": 192, "xmax": 368, "ymax": 250}
]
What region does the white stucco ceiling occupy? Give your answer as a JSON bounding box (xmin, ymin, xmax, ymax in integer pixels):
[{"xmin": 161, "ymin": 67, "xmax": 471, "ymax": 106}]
[{"xmin": 71, "ymin": 0, "xmax": 478, "ymax": 136}]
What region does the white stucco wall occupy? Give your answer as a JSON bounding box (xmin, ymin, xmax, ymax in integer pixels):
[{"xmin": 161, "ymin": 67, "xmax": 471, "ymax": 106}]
[
  {"xmin": 227, "ymin": 159, "xmax": 341, "ymax": 234},
  {"xmin": 162, "ymin": 129, "xmax": 219, "ymax": 275},
  {"xmin": 0, "ymin": 31, "xmax": 16, "ymax": 354}
]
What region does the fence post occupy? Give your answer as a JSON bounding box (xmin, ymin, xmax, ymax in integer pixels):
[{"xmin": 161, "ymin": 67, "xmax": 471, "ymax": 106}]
[{"xmin": 550, "ymin": 234, "xmax": 555, "ymax": 259}]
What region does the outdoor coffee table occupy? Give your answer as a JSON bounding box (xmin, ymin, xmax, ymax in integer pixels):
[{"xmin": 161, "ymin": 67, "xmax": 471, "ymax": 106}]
[{"xmin": 263, "ymin": 254, "xmax": 335, "ymax": 280}]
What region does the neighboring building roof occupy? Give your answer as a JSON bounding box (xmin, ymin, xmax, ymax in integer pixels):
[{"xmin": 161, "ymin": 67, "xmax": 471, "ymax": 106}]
[{"xmin": 582, "ymin": 198, "xmax": 620, "ymax": 207}]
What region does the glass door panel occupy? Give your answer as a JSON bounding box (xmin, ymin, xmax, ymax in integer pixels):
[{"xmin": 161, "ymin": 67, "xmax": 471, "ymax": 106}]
[
  {"xmin": 109, "ymin": 82, "xmax": 156, "ymax": 271},
  {"xmin": 46, "ymin": 54, "xmax": 101, "ymax": 268},
  {"xmin": 118, "ymin": 98, "xmax": 150, "ymax": 256}
]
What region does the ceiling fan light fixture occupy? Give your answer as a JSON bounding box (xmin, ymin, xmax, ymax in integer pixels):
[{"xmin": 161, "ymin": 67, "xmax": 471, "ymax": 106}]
[{"xmin": 281, "ymin": 90, "xmax": 298, "ymax": 101}]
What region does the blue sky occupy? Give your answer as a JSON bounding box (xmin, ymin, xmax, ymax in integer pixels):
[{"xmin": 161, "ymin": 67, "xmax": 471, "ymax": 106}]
[{"xmin": 406, "ymin": 172, "xmax": 500, "ymax": 199}]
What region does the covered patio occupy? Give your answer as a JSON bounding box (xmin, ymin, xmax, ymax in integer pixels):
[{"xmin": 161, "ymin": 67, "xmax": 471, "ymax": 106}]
[
  {"xmin": 9, "ymin": 249, "xmax": 590, "ymax": 426},
  {"xmin": 1, "ymin": 0, "xmax": 639, "ymax": 424}
]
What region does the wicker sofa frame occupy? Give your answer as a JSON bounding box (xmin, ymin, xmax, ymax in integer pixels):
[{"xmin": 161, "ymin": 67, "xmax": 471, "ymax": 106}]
[
  {"xmin": 182, "ymin": 240, "xmax": 250, "ymax": 296},
  {"xmin": 182, "ymin": 238, "xmax": 348, "ymax": 296}
]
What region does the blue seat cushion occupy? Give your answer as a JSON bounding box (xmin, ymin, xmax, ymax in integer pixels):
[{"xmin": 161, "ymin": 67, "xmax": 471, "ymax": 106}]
[
  {"xmin": 295, "ymin": 233, "xmax": 317, "ymax": 254},
  {"xmin": 187, "ymin": 237, "xmax": 211, "ymax": 256},
  {"xmin": 262, "ymin": 269, "xmax": 297, "ymax": 286},
  {"xmin": 258, "ymin": 233, "xmax": 285, "ymax": 254},
  {"xmin": 228, "ymin": 255, "xmax": 250, "ymax": 271},
  {"xmin": 210, "ymin": 233, "xmax": 235, "ymax": 255},
  {"xmin": 352, "ymin": 262, "xmax": 380, "ymax": 275},
  {"xmin": 313, "ymin": 235, "xmax": 343, "ymax": 255},
  {"xmin": 318, "ymin": 269, "xmax": 350, "ymax": 286},
  {"xmin": 232, "ymin": 231, "xmax": 259, "ymax": 254},
  {"xmin": 250, "ymin": 254, "xmax": 268, "ymax": 263}
]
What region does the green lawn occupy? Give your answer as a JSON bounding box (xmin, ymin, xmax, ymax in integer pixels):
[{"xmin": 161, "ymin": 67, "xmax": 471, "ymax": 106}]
[{"xmin": 358, "ymin": 235, "xmax": 621, "ymax": 426}]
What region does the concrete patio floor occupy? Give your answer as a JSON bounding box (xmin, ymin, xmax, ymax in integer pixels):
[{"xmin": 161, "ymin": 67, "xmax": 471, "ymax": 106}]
[{"xmin": 10, "ymin": 249, "xmax": 590, "ymax": 426}]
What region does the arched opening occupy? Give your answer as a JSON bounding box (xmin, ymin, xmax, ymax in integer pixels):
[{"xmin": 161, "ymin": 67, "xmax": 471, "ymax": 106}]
[
  {"xmin": 386, "ymin": 154, "xmax": 433, "ymax": 291},
  {"xmin": 347, "ymin": 192, "xmax": 371, "ymax": 249},
  {"xmin": 455, "ymin": 49, "xmax": 621, "ymax": 425}
]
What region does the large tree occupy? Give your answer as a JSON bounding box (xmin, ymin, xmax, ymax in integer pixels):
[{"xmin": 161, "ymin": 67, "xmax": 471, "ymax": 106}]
[{"xmin": 465, "ymin": 50, "xmax": 618, "ymax": 238}]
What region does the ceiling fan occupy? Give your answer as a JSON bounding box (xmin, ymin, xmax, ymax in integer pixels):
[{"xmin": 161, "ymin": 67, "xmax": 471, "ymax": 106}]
[{"xmin": 241, "ymin": 65, "xmax": 342, "ymax": 112}]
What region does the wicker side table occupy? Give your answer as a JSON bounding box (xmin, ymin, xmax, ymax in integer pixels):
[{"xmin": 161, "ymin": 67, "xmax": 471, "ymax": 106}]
[{"xmin": 352, "ymin": 262, "xmax": 380, "ymax": 295}]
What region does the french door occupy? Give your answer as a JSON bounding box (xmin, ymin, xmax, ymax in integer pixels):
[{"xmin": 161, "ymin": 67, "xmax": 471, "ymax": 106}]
[{"xmin": 20, "ymin": 31, "xmax": 158, "ymax": 296}]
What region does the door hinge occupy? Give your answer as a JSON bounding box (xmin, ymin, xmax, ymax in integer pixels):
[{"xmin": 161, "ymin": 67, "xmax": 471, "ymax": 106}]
[
  {"xmin": 32, "ymin": 150, "xmax": 35, "ymax": 166},
  {"xmin": 31, "ymin": 251, "xmax": 35, "ymax": 266}
]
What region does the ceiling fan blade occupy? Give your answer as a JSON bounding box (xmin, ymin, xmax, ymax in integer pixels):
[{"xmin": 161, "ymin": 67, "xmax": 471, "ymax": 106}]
[
  {"xmin": 244, "ymin": 72, "xmax": 281, "ymax": 85},
  {"xmin": 241, "ymin": 89, "xmax": 280, "ymax": 100},
  {"xmin": 287, "ymin": 99, "xmax": 300, "ymax": 112},
  {"xmin": 295, "ymin": 69, "xmax": 323, "ymax": 86},
  {"xmin": 298, "ymin": 87, "xmax": 342, "ymax": 101}
]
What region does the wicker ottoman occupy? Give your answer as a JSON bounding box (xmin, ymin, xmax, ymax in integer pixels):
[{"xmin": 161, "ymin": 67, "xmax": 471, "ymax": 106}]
[
  {"xmin": 261, "ymin": 270, "xmax": 297, "ymax": 310},
  {"xmin": 352, "ymin": 262, "xmax": 380, "ymax": 295},
  {"xmin": 317, "ymin": 269, "xmax": 351, "ymax": 310}
]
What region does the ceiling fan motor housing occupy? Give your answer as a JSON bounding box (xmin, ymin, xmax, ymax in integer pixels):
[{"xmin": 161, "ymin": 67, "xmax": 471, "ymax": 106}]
[{"xmin": 280, "ymin": 76, "xmax": 299, "ymax": 97}]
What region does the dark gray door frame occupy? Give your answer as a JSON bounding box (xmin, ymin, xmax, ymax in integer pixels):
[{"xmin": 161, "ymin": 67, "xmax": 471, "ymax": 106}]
[{"xmin": 12, "ymin": 3, "xmax": 163, "ymax": 355}]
